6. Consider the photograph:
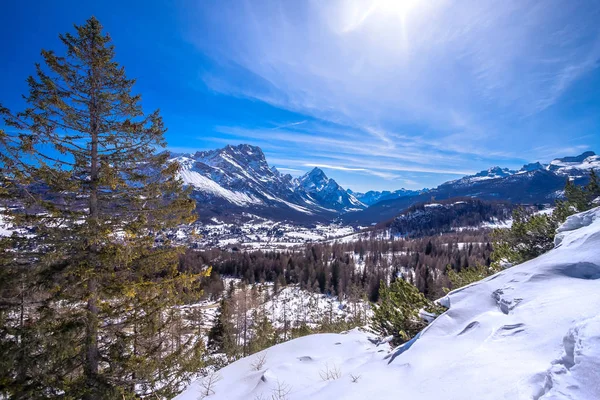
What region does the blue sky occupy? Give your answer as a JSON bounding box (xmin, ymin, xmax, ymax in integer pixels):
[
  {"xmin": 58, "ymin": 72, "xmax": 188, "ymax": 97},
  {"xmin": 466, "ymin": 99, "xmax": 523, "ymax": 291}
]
[{"xmin": 1, "ymin": 0, "xmax": 599, "ymax": 192}]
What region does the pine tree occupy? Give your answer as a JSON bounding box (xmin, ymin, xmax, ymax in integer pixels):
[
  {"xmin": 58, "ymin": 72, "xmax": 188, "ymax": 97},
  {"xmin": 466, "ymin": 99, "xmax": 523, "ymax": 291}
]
[
  {"xmin": 371, "ymin": 278, "xmax": 444, "ymax": 346},
  {"xmin": 207, "ymin": 299, "xmax": 238, "ymax": 358},
  {"xmin": 444, "ymin": 264, "xmax": 498, "ymax": 292},
  {"xmin": 491, "ymin": 207, "xmax": 558, "ymax": 267},
  {"xmin": 248, "ymin": 310, "xmax": 277, "ymax": 354},
  {"xmin": 586, "ymin": 169, "xmax": 600, "ymax": 203},
  {"xmin": 0, "ymin": 17, "xmax": 202, "ymax": 398},
  {"xmin": 564, "ymin": 178, "xmax": 589, "ymax": 212}
]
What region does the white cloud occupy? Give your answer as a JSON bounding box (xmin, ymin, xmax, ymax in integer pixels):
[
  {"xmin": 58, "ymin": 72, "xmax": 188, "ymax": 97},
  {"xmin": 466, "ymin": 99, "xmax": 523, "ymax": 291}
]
[
  {"xmin": 187, "ymin": 0, "xmax": 599, "ymax": 129},
  {"xmin": 180, "ymin": 0, "xmax": 600, "ymax": 189},
  {"xmin": 304, "ymin": 163, "xmax": 367, "ymax": 172}
]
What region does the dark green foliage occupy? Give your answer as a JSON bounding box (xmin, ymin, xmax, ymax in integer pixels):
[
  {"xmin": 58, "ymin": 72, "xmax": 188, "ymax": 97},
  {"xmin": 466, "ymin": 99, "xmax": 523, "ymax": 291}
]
[
  {"xmin": 386, "ymin": 198, "xmax": 514, "ymax": 238},
  {"xmin": 180, "ymin": 229, "xmax": 494, "ymax": 302},
  {"xmin": 444, "ymin": 264, "xmax": 499, "ymax": 292},
  {"xmin": 491, "ymin": 208, "xmax": 559, "ymax": 267},
  {"xmin": 588, "ymin": 169, "xmax": 600, "ymax": 199},
  {"xmin": 563, "ymin": 179, "xmax": 589, "ymax": 213},
  {"xmin": 290, "ymin": 323, "xmax": 314, "ymax": 339},
  {"xmin": 491, "ymin": 171, "xmax": 600, "ymax": 268},
  {"xmin": 0, "ymin": 17, "xmax": 202, "ymax": 398},
  {"xmin": 371, "ymin": 279, "xmax": 445, "ymax": 346},
  {"xmin": 207, "ymin": 299, "xmax": 238, "ymax": 358},
  {"xmin": 248, "ymin": 311, "xmax": 277, "ymax": 354}
]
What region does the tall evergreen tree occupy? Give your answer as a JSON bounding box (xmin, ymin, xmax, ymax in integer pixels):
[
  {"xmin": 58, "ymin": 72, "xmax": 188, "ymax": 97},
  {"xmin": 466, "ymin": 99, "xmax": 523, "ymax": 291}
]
[
  {"xmin": 0, "ymin": 17, "xmax": 202, "ymax": 399},
  {"xmin": 248, "ymin": 310, "xmax": 277, "ymax": 354},
  {"xmin": 207, "ymin": 299, "xmax": 238, "ymax": 358},
  {"xmin": 586, "ymin": 169, "xmax": 600, "ymax": 202}
]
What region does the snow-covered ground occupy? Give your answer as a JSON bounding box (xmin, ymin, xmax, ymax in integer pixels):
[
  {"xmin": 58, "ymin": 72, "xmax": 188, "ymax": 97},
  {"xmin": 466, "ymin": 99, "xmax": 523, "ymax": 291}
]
[
  {"xmin": 177, "ymin": 278, "xmax": 370, "ymax": 350},
  {"xmin": 260, "ymin": 285, "xmax": 370, "ymax": 330},
  {"xmin": 176, "ymin": 207, "xmax": 600, "ymax": 400},
  {"xmin": 0, "ymin": 211, "xmax": 12, "ymax": 237}
]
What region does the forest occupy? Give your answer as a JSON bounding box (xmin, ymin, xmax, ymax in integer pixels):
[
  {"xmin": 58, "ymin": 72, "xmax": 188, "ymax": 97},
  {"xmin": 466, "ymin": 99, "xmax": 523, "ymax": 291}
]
[{"xmin": 181, "ymin": 229, "xmax": 495, "ymax": 303}]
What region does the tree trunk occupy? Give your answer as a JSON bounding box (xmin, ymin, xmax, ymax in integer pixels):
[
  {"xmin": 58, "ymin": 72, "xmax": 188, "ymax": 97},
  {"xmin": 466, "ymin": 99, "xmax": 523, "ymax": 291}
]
[{"xmin": 84, "ymin": 32, "xmax": 101, "ymax": 398}]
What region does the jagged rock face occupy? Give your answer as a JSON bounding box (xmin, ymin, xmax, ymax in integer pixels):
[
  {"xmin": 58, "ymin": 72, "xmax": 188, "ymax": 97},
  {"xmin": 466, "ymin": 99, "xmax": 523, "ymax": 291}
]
[
  {"xmin": 519, "ymin": 162, "xmax": 545, "ymax": 172},
  {"xmin": 296, "ymin": 168, "xmax": 365, "ymax": 212},
  {"xmin": 169, "ymin": 145, "xmax": 365, "ymax": 222}
]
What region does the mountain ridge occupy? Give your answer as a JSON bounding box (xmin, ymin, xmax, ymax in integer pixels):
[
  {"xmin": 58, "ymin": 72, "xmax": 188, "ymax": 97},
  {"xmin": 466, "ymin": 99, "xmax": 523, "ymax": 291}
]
[
  {"xmin": 343, "ymin": 150, "xmax": 598, "ymax": 224},
  {"xmin": 169, "ymin": 145, "xmax": 597, "ymax": 224},
  {"xmin": 169, "ymin": 144, "xmax": 365, "ymax": 222}
]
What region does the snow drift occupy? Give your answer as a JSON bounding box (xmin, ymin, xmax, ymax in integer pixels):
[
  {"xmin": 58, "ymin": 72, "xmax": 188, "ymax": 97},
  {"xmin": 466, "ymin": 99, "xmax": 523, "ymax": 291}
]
[{"xmin": 176, "ymin": 207, "xmax": 600, "ymax": 400}]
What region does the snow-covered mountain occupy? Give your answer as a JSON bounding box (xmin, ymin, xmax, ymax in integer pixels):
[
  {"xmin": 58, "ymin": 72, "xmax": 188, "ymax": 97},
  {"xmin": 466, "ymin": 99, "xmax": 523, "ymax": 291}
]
[
  {"xmin": 451, "ymin": 166, "xmax": 516, "ymax": 184},
  {"xmin": 169, "ymin": 146, "xmax": 597, "ymax": 225},
  {"xmin": 349, "ymin": 188, "xmax": 424, "ymax": 206},
  {"xmin": 297, "ymin": 168, "xmax": 365, "ymax": 212},
  {"xmin": 347, "ymin": 151, "xmax": 597, "ymax": 212},
  {"xmin": 169, "ymin": 144, "xmax": 365, "ymax": 222},
  {"xmin": 345, "ymin": 151, "xmax": 598, "ymax": 224},
  {"xmin": 176, "ymin": 207, "xmax": 600, "ymax": 400},
  {"xmin": 456, "ymin": 151, "xmax": 600, "ymax": 183},
  {"xmin": 547, "ymin": 151, "xmax": 600, "ymax": 175}
]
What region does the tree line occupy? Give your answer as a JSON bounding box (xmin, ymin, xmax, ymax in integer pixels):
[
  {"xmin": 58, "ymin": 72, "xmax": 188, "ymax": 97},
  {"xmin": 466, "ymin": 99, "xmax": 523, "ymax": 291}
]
[{"xmin": 180, "ymin": 229, "xmax": 495, "ymax": 303}]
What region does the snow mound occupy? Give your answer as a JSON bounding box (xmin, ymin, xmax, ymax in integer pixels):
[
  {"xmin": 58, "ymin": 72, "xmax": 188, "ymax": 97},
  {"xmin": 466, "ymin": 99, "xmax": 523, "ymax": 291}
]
[
  {"xmin": 176, "ymin": 330, "xmax": 386, "ymax": 400},
  {"xmin": 177, "ymin": 207, "xmax": 600, "ymax": 400}
]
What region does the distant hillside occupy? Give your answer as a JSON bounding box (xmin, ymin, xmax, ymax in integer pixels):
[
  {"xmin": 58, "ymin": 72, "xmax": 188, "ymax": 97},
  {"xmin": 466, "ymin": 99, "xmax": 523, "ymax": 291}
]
[
  {"xmin": 344, "ymin": 151, "xmax": 598, "ymax": 225},
  {"xmin": 377, "ymin": 198, "xmax": 514, "ymax": 238}
]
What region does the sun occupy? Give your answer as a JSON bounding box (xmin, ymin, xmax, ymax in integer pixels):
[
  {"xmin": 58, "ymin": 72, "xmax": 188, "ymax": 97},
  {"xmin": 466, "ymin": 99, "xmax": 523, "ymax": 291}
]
[
  {"xmin": 340, "ymin": 0, "xmax": 426, "ymax": 34},
  {"xmin": 374, "ymin": 0, "xmax": 422, "ymax": 18}
]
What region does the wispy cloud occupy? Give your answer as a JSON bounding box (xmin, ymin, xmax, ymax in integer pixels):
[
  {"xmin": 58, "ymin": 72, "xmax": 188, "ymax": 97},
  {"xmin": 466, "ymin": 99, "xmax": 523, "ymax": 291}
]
[
  {"xmin": 269, "ymin": 120, "xmax": 307, "ymax": 130},
  {"xmin": 304, "ymin": 163, "xmax": 367, "ymax": 172},
  {"xmin": 275, "ymin": 167, "xmax": 303, "ymax": 174},
  {"xmin": 180, "ymin": 0, "xmax": 600, "ymax": 191}
]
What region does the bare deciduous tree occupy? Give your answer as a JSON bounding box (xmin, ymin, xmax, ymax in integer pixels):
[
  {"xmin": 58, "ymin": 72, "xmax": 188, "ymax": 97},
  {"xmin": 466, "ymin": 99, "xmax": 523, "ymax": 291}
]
[
  {"xmin": 198, "ymin": 371, "xmax": 222, "ymax": 399},
  {"xmin": 250, "ymin": 352, "xmax": 268, "ymax": 371},
  {"xmin": 271, "ymin": 380, "xmax": 292, "ymax": 400},
  {"xmin": 319, "ymin": 363, "xmax": 342, "ymax": 381}
]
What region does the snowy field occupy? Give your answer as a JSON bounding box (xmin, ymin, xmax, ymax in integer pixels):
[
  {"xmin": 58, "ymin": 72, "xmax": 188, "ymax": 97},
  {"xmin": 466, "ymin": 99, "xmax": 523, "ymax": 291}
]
[{"xmin": 176, "ymin": 207, "xmax": 600, "ymax": 400}]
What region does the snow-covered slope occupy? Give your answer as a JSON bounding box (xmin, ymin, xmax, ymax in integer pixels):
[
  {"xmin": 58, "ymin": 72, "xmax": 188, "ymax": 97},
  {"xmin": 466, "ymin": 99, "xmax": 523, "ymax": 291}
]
[
  {"xmin": 449, "ymin": 151, "xmax": 599, "ymax": 185},
  {"xmin": 458, "ymin": 166, "xmax": 517, "ymax": 183},
  {"xmin": 177, "ymin": 207, "xmax": 600, "ymax": 400}
]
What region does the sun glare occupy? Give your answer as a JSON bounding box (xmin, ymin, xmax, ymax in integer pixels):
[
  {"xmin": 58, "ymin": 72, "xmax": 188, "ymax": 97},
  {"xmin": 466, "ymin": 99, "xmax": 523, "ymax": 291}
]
[
  {"xmin": 341, "ymin": 0, "xmax": 425, "ymax": 34},
  {"xmin": 375, "ymin": 0, "xmax": 422, "ymax": 18}
]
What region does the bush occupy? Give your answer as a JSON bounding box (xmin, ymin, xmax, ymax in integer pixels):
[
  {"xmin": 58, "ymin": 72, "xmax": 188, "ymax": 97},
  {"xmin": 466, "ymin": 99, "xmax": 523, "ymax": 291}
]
[
  {"xmin": 445, "ymin": 264, "xmax": 499, "ymax": 292},
  {"xmin": 371, "ymin": 278, "xmax": 445, "ymax": 346},
  {"xmin": 491, "ymin": 208, "xmax": 559, "ymax": 267}
]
